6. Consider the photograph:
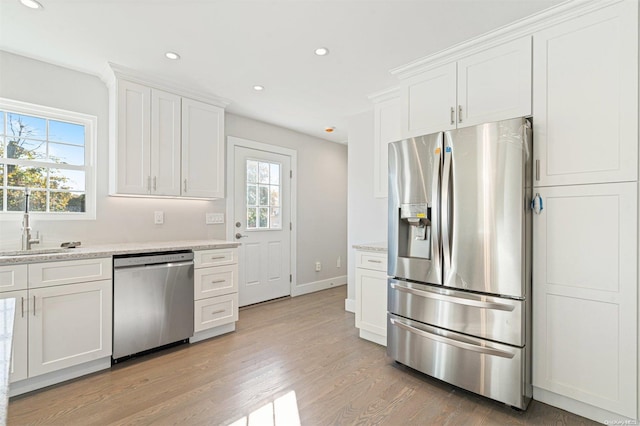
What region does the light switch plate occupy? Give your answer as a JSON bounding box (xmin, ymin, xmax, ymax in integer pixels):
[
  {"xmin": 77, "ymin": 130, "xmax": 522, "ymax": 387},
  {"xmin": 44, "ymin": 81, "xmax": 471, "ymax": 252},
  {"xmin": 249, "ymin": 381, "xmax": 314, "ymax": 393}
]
[
  {"xmin": 206, "ymin": 212, "xmax": 224, "ymax": 224},
  {"xmin": 154, "ymin": 211, "xmax": 164, "ymax": 225}
]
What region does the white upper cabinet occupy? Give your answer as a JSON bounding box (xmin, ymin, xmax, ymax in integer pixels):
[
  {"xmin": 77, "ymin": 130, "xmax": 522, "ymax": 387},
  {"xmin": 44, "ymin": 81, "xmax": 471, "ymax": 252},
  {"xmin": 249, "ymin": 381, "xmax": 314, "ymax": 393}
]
[
  {"xmin": 151, "ymin": 89, "xmax": 181, "ymax": 196},
  {"xmin": 532, "ymin": 1, "xmax": 638, "ymax": 187},
  {"xmin": 402, "ymin": 62, "xmax": 457, "ymax": 137},
  {"xmin": 372, "ymin": 91, "xmax": 402, "ymax": 198},
  {"xmin": 116, "ymin": 80, "xmax": 151, "ymax": 195},
  {"xmin": 457, "ymin": 36, "xmax": 532, "ymax": 127},
  {"xmin": 181, "ymin": 98, "xmax": 225, "ymax": 199},
  {"xmin": 108, "ymin": 66, "xmax": 228, "ymax": 199},
  {"xmin": 400, "ymin": 36, "xmax": 532, "ymax": 138}
]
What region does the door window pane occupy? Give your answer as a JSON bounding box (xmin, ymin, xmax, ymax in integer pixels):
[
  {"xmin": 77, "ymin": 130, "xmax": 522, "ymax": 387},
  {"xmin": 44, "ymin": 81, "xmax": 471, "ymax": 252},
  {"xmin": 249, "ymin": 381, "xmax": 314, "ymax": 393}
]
[{"xmin": 246, "ymin": 159, "xmax": 283, "ymax": 230}]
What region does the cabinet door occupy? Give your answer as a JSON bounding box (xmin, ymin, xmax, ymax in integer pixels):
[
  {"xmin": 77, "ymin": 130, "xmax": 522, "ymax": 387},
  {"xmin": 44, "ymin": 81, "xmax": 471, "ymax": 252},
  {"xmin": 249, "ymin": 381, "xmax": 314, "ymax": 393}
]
[
  {"xmin": 457, "ymin": 36, "xmax": 531, "ymax": 128},
  {"xmin": 0, "ymin": 291, "xmax": 28, "ymax": 383},
  {"xmin": 151, "ymin": 89, "xmax": 181, "ymax": 196},
  {"xmin": 533, "ymin": 1, "xmax": 638, "ymax": 186},
  {"xmin": 181, "ymin": 98, "xmax": 225, "ymax": 198},
  {"xmin": 28, "ymin": 280, "xmax": 112, "ymax": 377},
  {"xmin": 532, "ymin": 183, "xmax": 637, "ymax": 418},
  {"xmin": 401, "ymin": 62, "xmax": 457, "ymax": 138},
  {"xmin": 373, "ymin": 96, "xmax": 401, "ymax": 198},
  {"xmin": 116, "ymin": 79, "xmax": 151, "ymax": 195}
]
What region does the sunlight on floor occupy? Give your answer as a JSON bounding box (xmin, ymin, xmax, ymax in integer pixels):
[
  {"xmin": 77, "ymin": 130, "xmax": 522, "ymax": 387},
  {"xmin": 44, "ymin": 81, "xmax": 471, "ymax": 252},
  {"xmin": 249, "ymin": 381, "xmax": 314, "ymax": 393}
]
[{"xmin": 228, "ymin": 390, "xmax": 301, "ymax": 426}]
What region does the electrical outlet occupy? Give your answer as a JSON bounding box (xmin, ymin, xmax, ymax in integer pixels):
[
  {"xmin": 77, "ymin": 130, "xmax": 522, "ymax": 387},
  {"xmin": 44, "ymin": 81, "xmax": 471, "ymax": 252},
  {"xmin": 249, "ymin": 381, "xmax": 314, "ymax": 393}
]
[
  {"xmin": 315, "ymin": 261, "xmax": 322, "ymax": 272},
  {"xmin": 206, "ymin": 212, "xmax": 225, "ymax": 224},
  {"xmin": 336, "ymin": 256, "xmax": 341, "ymax": 268},
  {"xmin": 154, "ymin": 211, "xmax": 164, "ymax": 225}
]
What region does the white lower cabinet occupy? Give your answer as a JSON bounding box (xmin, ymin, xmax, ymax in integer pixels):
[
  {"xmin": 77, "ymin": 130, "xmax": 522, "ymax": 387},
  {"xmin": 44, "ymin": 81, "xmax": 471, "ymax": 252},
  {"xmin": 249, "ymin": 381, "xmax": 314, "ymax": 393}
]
[
  {"xmin": 0, "ymin": 259, "xmax": 112, "ymax": 393},
  {"xmin": 28, "ymin": 280, "xmax": 112, "ymax": 377},
  {"xmin": 355, "ymin": 250, "xmax": 388, "ymax": 346},
  {"xmin": 191, "ymin": 248, "xmax": 239, "ymax": 342},
  {"xmin": 532, "ymin": 182, "xmax": 637, "ymax": 419}
]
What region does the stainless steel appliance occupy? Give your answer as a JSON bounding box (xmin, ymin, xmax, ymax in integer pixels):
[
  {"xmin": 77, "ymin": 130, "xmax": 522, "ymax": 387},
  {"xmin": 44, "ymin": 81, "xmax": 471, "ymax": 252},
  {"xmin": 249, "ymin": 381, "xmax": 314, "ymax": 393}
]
[
  {"xmin": 113, "ymin": 251, "xmax": 194, "ymax": 361},
  {"xmin": 387, "ymin": 117, "xmax": 532, "ymax": 409}
]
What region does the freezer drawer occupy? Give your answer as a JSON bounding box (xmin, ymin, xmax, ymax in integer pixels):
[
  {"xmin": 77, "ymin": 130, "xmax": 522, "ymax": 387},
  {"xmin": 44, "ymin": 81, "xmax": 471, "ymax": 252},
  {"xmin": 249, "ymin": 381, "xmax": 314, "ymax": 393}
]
[
  {"xmin": 387, "ymin": 313, "xmax": 530, "ymax": 409},
  {"xmin": 388, "ymin": 278, "xmax": 524, "ymax": 346}
]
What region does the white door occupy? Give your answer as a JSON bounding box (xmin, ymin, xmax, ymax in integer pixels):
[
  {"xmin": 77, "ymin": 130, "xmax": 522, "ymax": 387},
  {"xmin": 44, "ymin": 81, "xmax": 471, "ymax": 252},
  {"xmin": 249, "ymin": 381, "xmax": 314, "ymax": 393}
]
[{"xmin": 234, "ymin": 146, "xmax": 291, "ymax": 306}]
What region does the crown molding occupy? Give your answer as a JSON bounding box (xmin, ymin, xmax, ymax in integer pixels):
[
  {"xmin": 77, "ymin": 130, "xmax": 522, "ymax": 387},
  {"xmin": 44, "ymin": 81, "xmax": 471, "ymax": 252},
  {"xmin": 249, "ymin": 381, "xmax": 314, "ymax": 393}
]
[
  {"xmin": 391, "ymin": 0, "xmax": 624, "ymax": 80},
  {"xmin": 367, "ymin": 86, "xmax": 401, "ymax": 103},
  {"xmin": 101, "ymin": 62, "xmax": 231, "ymax": 108}
]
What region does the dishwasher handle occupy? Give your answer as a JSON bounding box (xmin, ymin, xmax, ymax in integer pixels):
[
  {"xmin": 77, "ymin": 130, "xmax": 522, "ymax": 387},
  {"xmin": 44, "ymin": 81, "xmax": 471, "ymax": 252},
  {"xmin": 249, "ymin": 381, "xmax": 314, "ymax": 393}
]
[{"xmin": 114, "ymin": 260, "xmax": 194, "ymax": 271}]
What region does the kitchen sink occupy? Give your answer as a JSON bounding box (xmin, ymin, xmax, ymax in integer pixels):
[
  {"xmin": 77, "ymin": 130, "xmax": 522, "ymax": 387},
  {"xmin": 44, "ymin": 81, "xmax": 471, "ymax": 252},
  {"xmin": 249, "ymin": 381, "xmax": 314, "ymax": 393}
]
[{"xmin": 0, "ymin": 248, "xmax": 69, "ymax": 256}]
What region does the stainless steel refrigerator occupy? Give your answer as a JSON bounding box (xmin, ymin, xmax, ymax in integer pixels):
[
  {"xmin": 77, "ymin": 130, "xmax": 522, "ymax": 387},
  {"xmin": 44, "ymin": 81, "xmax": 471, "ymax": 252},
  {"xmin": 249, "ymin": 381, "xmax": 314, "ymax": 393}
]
[{"xmin": 387, "ymin": 117, "xmax": 532, "ymax": 409}]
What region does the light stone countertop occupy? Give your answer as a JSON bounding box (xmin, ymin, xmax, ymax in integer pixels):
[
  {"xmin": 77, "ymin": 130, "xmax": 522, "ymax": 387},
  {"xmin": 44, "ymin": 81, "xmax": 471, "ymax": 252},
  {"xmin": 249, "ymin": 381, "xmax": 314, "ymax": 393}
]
[
  {"xmin": 0, "ymin": 240, "xmax": 240, "ymax": 265},
  {"xmin": 352, "ymin": 242, "xmax": 388, "ymax": 253},
  {"xmin": 0, "ymin": 298, "xmax": 15, "ymax": 426}
]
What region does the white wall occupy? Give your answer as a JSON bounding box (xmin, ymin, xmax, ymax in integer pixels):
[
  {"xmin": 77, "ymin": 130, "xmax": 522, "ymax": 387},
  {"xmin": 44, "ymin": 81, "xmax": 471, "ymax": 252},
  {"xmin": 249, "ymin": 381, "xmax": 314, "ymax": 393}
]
[
  {"xmin": 225, "ymin": 114, "xmax": 348, "ymax": 288},
  {"xmin": 346, "ymin": 110, "xmax": 387, "ymax": 310},
  {"xmin": 0, "ymin": 51, "xmax": 348, "ymax": 293}
]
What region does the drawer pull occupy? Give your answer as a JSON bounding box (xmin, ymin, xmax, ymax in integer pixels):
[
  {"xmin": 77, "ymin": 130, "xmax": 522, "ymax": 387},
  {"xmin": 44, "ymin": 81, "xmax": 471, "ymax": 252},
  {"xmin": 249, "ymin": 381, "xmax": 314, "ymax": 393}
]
[
  {"xmin": 367, "ymin": 260, "xmax": 382, "ymax": 264},
  {"xmin": 390, "ymin": 317, "xmax": 514, "ymax": 359},
  {"xmin": 210, "ymin": 279, "xmax": 226, "ymax": 284},
  {"xmin": 390, "ymin": 282, "xmax": 515, "ymax": 312},
  {"xmin": 210, "ymin": 309, "xmax": 225, "ymax": 315}
]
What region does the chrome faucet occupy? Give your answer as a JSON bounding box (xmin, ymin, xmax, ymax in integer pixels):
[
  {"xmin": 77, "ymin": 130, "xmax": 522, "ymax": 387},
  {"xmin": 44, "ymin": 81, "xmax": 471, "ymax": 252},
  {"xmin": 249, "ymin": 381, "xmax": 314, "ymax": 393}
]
[{"xmin": 21, "ymin": 187, "xmax": 40, "ymax": 251}]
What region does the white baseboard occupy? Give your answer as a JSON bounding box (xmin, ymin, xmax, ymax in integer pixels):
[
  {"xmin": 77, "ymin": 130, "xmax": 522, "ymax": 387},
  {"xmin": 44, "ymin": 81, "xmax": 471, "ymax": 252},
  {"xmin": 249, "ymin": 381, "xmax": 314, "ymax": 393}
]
[
  {"xmin": 345, "ymin": 298, "xmax": 355, "ymax": 313},
  {"xmin": 533, "ymin": 386, "xmax": 636, "ymax": 424},
  {"xmin": 292, "ymin": 275, "xmax": 347, "ymax": 297}
]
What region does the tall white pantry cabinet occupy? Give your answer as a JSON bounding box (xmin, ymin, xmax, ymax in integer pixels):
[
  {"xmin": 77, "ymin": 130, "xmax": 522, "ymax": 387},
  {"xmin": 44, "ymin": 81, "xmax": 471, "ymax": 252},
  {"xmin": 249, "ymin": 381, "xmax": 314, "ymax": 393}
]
[{"xmin": 369, "ymin": 0, "xmax": 639, "ymax": 423}]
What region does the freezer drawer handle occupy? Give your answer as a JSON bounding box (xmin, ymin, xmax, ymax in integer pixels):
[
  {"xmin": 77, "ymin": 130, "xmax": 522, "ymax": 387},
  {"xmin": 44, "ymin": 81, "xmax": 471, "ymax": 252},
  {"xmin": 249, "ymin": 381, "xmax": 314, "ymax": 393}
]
[
  {"xmin": 390, "ymin": 282, "xmax": 516, "ymax": 312},
  {"xmin": 390, "ymin": 317, "xmax": 515, "ymax": 359}
]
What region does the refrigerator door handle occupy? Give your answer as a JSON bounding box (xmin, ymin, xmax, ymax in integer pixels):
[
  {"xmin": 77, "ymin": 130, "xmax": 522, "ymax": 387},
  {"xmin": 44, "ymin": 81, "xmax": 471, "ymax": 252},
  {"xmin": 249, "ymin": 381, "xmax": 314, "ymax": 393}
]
[
  {"xmin": 390, "ymin": 282, "xmax": 516, "ymax": 312},
  {"xmin": 389, "ymin": 317, "xmax": 516, "ymax": 359},
  {"xmin": 441, "ymin": 140, "xmax": 453, "ymax": 278}
]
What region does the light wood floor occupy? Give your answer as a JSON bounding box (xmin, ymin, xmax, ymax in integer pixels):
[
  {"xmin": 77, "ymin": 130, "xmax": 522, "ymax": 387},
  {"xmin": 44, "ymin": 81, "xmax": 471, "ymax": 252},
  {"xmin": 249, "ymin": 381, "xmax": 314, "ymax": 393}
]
[{"xmin": 9, "ymin": 286, "xmax": 596, "ymax": 425}]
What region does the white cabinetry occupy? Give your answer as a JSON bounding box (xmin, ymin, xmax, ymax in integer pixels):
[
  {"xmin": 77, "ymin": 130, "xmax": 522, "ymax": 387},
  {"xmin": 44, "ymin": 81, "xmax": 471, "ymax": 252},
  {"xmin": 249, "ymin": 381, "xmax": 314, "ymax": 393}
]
[
  {"xmin": 531, "ymin": 2, "xmax": 639, "ymax": 421},
  {"xmin": 532, "ymin": 1, "xmax": 638, "ymax": 187},
  {"xmin": 371, "ymin": 89, "xmax": 402, "ymax": 198},
  {"xmin": 355, "ymin": 250, "xmax": 387, "ymax": 346},
  {"xmin": 0, "ymin": 259, "xmax": 112, "ymax": 394},
  {"xmin": 181, "ymin": 98, "xmax": 225, "ymax": 198},
  {"xmin": 109, "ymin": 67, "xmax": 228, "ymax": 199},
  {"xmin": 400, "ymin": 36, "xmax": 531, "ymax": 138},
  {"xmin": 532, "ymin": 183, "xmax": 637, "ymax": 419},
  {"xmin": 191, "ymin": 248, "xmax": 238, "ymax": 342}
]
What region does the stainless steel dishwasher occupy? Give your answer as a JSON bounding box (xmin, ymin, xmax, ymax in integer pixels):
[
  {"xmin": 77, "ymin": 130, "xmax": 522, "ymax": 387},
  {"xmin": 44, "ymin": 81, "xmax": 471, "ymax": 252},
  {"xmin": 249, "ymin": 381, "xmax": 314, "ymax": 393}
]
[{"xmin": 113, "ymin": 251, "xmax": 194, "ymax": 362}]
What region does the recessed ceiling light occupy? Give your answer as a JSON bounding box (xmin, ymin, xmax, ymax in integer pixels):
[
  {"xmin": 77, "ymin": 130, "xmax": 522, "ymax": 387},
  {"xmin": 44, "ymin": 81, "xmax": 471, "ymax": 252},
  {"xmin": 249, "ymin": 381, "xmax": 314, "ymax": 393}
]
[
  {"xmin": 165, "ymin": 52, "xmax": 180, "ymax": 60},
  {"xmin": 314, "ymin": 47, "xmax": 329, "ymax": 56},
  {"xmin": 253, "ymin": 85, "xmax": 264, "ymax": 91},
  {"xmin": 324, "ymin": 127, "xmax": 335, "ymax": 133},
  {"xmin": 20, "ymin": 0, "xmax": 43, "ymax": 9}
]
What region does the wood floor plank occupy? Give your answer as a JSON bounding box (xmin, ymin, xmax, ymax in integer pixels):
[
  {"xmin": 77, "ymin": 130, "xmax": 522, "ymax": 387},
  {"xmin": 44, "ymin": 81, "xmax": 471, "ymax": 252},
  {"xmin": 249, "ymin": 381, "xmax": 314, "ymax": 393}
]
[{"xmin": 8, "ymin": 286, "xmax": 598, "ymax": 425}]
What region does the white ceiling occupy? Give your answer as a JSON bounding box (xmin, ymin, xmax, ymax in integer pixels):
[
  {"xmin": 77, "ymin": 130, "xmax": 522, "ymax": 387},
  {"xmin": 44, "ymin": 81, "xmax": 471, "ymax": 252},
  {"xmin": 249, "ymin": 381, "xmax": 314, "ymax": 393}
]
[{"xmin": 0, "ymin": 0, "xmax": 564, "ymax": 143}]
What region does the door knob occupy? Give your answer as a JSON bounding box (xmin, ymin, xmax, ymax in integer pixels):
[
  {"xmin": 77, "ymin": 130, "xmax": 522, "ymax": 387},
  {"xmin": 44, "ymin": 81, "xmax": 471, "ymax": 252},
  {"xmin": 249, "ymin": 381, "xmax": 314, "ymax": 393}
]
[{"xmin": 235, "ymin": 233, "xmax": 248, "ymax": 239}]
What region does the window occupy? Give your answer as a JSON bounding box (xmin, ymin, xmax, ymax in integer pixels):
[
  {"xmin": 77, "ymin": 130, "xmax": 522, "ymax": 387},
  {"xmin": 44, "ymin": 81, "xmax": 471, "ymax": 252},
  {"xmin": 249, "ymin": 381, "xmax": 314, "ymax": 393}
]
[
  {"xmin": 0, "ymin": 98, "xmax": 96, "ymax": 219},
  {"xmin": 246, "ymin": 159, "xmax": 281, "ymax": 229}
]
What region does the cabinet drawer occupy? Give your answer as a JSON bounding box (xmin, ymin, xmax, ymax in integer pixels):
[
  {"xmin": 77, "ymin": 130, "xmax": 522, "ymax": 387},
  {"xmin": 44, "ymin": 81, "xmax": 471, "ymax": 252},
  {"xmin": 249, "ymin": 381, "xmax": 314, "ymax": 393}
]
[
  {"xmin": 29, "ymin": 258, "xmax": 112, "ymax": 289},
  {"xmin": 194, "ymin": 249, "xmax": 237, "ymax": 268},
  {"xmin": 194, "ymin": 264, "xmax": 237, "ymax": 300},
  {"xmin": 356, "ymin": 251, "xmax": 387, "ymax": 272},
  {"xmin": 0, "ymin": 264, "xmax": 27, "ymax": 292},
  {"xmin": 194, "ymin": 293, "xmax": 238, "ymax": 332}
]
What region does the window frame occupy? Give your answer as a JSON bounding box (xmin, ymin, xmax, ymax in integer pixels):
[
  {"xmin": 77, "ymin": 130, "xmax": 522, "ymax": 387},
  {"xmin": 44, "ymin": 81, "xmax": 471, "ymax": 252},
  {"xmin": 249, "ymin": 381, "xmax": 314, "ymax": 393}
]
[{"xmin": 0, "ymin": 98, "xmax": 97, "ymax": 221}]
